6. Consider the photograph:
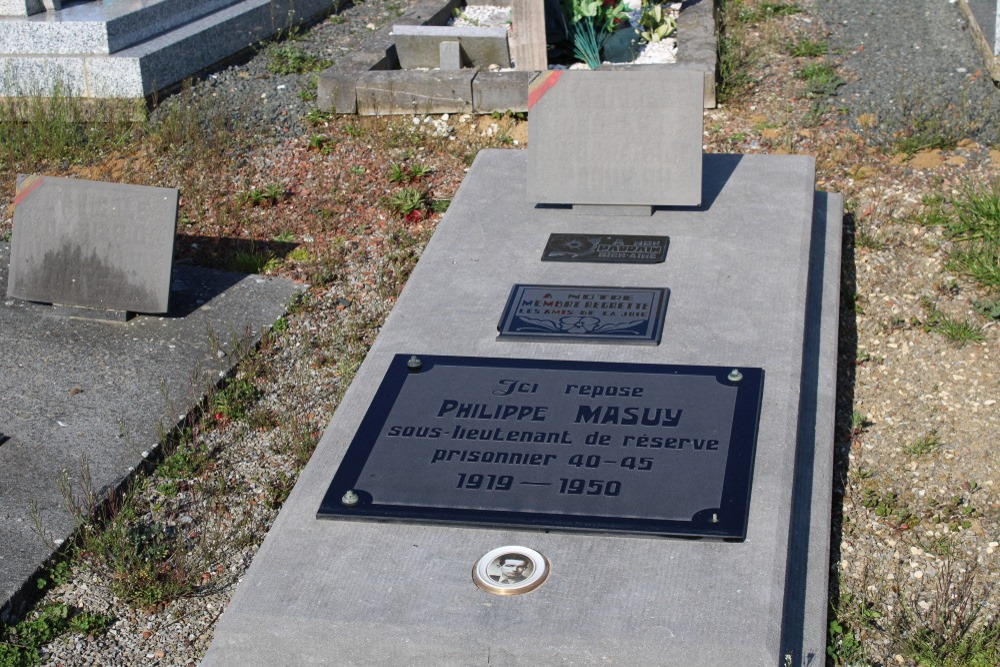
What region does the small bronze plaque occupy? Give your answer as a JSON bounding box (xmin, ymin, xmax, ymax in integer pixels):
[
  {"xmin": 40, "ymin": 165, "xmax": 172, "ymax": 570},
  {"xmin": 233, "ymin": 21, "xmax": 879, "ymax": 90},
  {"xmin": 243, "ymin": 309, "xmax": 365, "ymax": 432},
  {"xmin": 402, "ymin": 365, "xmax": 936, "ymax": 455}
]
[
  {"xmin": 318, "ymin": 355, "xmax": 764, "ymax": 539},
  {"xmin": 497, "ymin": 285, "xmax": 668, "ymax": 345},
  {"xmin": 542, "ymin": 234, "xmax": 669, "ymax": 264}
]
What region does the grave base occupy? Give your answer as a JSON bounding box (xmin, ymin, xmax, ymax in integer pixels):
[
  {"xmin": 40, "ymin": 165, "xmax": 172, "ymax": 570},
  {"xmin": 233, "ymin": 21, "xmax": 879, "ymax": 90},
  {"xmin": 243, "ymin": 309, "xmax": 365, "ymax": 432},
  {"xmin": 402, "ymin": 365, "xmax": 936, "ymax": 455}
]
[{"xmin": 203, "ymin": 150, "xmax": 841, "ymax": 666}]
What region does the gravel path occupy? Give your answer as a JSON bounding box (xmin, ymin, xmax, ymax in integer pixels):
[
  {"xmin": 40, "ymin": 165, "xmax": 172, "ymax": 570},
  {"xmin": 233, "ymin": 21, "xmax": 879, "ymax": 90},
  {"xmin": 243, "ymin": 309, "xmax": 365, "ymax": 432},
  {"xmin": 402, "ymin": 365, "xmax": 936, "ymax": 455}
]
[{"xmin": 811, "ymin": 0, "xmax": 1000, "ymax": 144}]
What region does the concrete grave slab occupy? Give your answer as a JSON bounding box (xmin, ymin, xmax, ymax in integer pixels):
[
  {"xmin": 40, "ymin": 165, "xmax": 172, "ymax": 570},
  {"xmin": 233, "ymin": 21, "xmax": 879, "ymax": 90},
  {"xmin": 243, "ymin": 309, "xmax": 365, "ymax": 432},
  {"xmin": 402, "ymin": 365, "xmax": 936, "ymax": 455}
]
[
  {"xmin": 203, "ymin": 150, "xmax": 841, "ymax": 665},
  {"xmin": 527, "ymin": 69, "xmax": 704, "ymax": 207},
  {"xmin": 0, "ymin": 241, "xmax": 303, "ymax": 614},
  {"xmin": 6, "ymin": 175, "xmax": 178, "ymax": 315},
  {"xmin": 391, "ymin": 24, "xmax": 511, "ymax": 69}
]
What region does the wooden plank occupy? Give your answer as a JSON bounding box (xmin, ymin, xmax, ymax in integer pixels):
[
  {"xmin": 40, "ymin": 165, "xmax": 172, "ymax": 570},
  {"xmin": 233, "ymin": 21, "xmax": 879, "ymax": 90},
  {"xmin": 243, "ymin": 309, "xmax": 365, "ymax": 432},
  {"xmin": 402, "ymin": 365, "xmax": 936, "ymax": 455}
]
[{"xmin": 510, "ymin": 0, "xmax": 547, "ymax": 70}]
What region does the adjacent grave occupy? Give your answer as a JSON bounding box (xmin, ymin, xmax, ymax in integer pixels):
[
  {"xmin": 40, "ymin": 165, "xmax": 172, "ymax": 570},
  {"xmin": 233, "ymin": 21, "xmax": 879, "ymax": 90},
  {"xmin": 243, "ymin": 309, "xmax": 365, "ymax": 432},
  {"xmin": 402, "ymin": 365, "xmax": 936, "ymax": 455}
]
[
  {"xmin": 0, "ymin": 191, "xmax": 302, "ymax": 613},
  {"xmin": 204, "ymin": 67, "xmax": 842, "ymax": 665},
  {"xmin": 6, "ymin": 175, "xmax": 178, "ymax": 317},
  {"xmin": 0, "ymin": 0, "xmax": 349, "ymax": 98},
  {"xmin": 317, "ymin": 0, "xmax": 719, "ymax": 114},
  {"xmin": 959, "ymin": 0, "xmax": 1000, "ymax": 80}
]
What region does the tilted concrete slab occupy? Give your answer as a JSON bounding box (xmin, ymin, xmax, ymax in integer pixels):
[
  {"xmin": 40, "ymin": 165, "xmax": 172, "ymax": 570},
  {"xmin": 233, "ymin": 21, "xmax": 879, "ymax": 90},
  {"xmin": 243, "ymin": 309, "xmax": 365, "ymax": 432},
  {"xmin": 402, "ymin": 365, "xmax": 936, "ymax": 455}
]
[
  {"xmin": 203, "ymin": 150, "xmax": 841, "ymax": 665},
  {"xmin": 7, "ymin": 175, "xmax": 178, "ymax": 314},
  {"xmin": 0, "ymin": 242, "xmax": 304, "ymax": 615},
  {"xmin": 527, "ymin": 69, "xmax": 704, "ymax": 207}
]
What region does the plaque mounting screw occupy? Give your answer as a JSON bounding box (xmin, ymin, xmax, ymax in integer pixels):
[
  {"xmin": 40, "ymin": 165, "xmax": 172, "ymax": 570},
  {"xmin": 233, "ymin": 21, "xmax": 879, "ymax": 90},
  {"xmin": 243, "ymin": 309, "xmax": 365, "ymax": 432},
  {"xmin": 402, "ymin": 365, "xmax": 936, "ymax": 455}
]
[
  {"xmin": 712, "ymin": 513, "xmax": 719, "ymax": 524},
  {"xmin": 407, "ymin": 355, "xmax": 422, "ymax": 371},
  {"xmin": 341, "ymin": 490, "xmax": 359, "ymax": 507},
  {"xmin": 727, "ymin": 369, "xmax": 743, "ymax": 383}
]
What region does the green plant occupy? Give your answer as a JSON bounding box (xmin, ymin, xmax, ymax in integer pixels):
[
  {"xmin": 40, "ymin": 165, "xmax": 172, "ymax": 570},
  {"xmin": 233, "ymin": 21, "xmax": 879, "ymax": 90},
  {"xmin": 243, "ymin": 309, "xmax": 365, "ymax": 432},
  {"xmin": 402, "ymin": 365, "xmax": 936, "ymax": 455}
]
[
  {"xmin": 716, "ymin": 0, "xmax": 756, "ymax": 103},
  {"xmin": 343, "ymin": 123, "xmax": 365, "ymax": 137},
  {"xmin": 348, "ymin": 165, "xmax": 366, "ymax": 175},
  {"xmin": 0, "ymin": 603, "xmax": 112, "ymax": 666},
  {"xmin": 797, "ymin": 61, "xmax": 845, "ymax": 98},
  {"xmin": 297, "ymin": 88, "xmax": 317, "ymax": 102},
  {"xmin": 410, "ymin": 162, "xmax": 432, "ymax": 179},
  {"xmin": 905, "ymin": 433, "xmax": 942, "ymax": 456},
  {"xmin": 638, "ymin": 3, "xmax": 676, "ymax": 43},
  {"xmin": 226, "ymin": 248, "xmax": 281, "ymax": 274},
  {"xmin": 240, "ymin": 184, "xmax": 284, "ymax": 207},
  {"xmin": 945, "ymin": 181, "xmax": 1000, "ymax": 292},
  {"xmin": 266, "ymin": 44, "xmax": 332, "ymax": 75},
  {"xmin": 387, "ymin": 187, "xmax": 426, "ymax": 217},
  {"xmin": 305, "ymin": 108, "xmax": 332, "ymax": 124},
  {"xmin": 308, "ymin": 134, "xmax": 334, "ymax": 152},
  {"xmin": 287, "ymin": 246, "xmax": 313, "ymax": 262},
  {"xmin": 787, "ymin": 37, "xmax": 827, "ymax": 57},
  {"xmin": 918, "ymin": 299, "xmax": 985, "ymax": 345},
  {"xmin": 211, "ymin": 377, "xmax": 259, "ymax": 422},
  {"xmin": 562, "ymin": 0, "xmax": 631, "ymax": 68},
  {"xmin": 430, "ymin": 198, "xmax": 451, "ymax": 214},
  {"xmin": 388, "ymin": 162, "xmax": 408, "ymax": 183}
]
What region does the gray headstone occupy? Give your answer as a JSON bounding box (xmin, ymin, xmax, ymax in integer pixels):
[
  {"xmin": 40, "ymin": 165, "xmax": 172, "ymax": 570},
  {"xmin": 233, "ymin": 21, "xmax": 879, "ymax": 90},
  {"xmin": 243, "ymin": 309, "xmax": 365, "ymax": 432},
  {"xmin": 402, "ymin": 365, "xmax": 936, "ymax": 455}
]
[
  {"xmin": 527, "ymin": 69, "xmax": 704, "ymax": 207},
  {"xmin": 6, "ymin": 175, "xmax": 178, "ymax": 314},
  {"xmin": 392, "ymin": 25, "xmax": 511, "ymax": 69}
]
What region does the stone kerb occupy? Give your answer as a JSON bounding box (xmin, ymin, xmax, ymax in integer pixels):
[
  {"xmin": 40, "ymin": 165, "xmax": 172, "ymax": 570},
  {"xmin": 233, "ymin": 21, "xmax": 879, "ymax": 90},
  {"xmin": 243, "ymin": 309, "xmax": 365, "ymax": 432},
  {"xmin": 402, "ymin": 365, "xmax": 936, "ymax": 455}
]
[
  {"xmin": 0, "ymin": 0, "xmax": 58, "ymax": 17},
  {"xmin": 957, "ymin": 0, "xmax": 1000, "ymax": 81},
  {"xmin": 317, "ymin": 0, "xmax": 718, "ymax": 115}
]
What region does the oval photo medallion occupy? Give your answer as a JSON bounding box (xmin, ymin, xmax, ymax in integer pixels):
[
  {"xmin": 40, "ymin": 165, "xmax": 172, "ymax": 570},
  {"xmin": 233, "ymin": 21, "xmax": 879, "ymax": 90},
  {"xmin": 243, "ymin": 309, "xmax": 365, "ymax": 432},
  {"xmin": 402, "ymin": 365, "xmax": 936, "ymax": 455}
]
[{"xmin": 473, "ymin": 546, "xmax": 549, "ymax": 596}]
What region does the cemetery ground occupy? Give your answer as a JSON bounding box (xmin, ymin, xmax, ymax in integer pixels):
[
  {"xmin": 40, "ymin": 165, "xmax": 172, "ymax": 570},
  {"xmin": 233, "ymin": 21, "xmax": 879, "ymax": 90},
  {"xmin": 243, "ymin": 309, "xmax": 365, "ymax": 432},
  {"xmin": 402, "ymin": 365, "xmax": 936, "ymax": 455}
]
[{"xmin": 0, "ymin": 0, "xmax": 997, "ymax": 664}]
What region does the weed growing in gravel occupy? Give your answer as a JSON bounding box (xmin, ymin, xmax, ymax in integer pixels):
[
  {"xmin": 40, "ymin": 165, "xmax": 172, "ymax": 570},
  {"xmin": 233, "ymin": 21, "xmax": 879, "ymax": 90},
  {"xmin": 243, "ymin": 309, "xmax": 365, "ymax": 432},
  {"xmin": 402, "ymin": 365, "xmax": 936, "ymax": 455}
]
[
  {"xmin": 0, "ymin": 602, "xmax": 112, "ymax": 665},
  {"xmin": 740, "ymin": 1, "xmax": 801, "ymax": 22},
  {"xmin": 797, "ymin": 61, "xmax": 845, "ymax": 98},
  {"xmin": 787, "ymin": 37, "xmax": 827, "ymax": 57},
  {"xmin": 266, "ymin": 44, "xmax": 332, "ymax": 75},
  {"xmin": 716, "ymin": 0, "xmax": 757, "ymax": 103},
  {"xmin": 945, "ymin": 181, "xmax": 1000, "ymax": 292},
  {"xmin": 240, "ymin": 184, "xmax": 285, "ymax": 206},
  {"xmin": 387, "ymin": 187, "xmax": 427, "ymax": 218},
  {"xmin": 916, "ymin": 299, "xmax": 985, "ymax": 345},
  {"xmin": 905, "ymin": 433, "xmax": 942, "ymax": 456},
  {"xmin": 227, "ymin": 248, "xmax": 281, "ymax": 274}
]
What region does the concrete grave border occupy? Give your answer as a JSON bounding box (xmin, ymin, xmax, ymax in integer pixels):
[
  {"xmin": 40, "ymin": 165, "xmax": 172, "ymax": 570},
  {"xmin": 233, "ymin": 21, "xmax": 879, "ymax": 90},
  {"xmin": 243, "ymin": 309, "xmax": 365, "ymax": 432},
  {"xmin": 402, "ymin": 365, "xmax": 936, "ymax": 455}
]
[
  {"xmin": 317, "ymin": 0, "xmax": 718, "ymax": 114},
  {"xmin": 957, "ymin": 0, "xmax": 1000, "ymax": 81}
]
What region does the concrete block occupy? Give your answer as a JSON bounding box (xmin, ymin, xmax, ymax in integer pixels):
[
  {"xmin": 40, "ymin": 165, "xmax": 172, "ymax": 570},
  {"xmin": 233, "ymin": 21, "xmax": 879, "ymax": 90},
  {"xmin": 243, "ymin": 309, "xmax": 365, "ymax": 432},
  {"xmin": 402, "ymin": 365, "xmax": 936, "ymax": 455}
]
[
  {"xmin": 392, "ymin": 25, "xmax": 510, "ymax": 69},
  {"xmin": 472, "ymin": 69, "xmax": 537, "ymax": 112},
  {"xmin": 202, "ymin": 150, "xmax": 840, "ymax": 666},
  {"xmin": 356, "ymin": 69, "xmax": 474, "ymax": 115},
  {"xmin": 317, "ymin": 67, "xmax": 361, "ymax": 114},
  {"xmin": 439, "ymin": 40, "xmax": 463, "ymax": 69},
  {"xmin": 398, "ymin": 0, "xmax": 464, "ymax": 27},
  {"xmin": 527, "ymin": 69, "xmax": 704, "ymax": 207},
  {"xmin": 7, "ymin": 175, "xmax": 178, "ymax": 314}
]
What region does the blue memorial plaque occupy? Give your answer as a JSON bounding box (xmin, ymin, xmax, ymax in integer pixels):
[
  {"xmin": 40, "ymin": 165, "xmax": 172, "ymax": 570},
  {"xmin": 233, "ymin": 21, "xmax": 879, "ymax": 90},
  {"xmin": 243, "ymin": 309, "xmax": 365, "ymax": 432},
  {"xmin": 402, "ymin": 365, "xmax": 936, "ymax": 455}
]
[
  {"xmin": 497, "ymin": 285, "xmax": 668, "ymax": 345},
  {"xmin": 318, "ymin": 355, "xmax": 764, "ymax": 540},
  {"xmin": 542, "ymin": 234, "xmax": 669, "ymax": 264}
]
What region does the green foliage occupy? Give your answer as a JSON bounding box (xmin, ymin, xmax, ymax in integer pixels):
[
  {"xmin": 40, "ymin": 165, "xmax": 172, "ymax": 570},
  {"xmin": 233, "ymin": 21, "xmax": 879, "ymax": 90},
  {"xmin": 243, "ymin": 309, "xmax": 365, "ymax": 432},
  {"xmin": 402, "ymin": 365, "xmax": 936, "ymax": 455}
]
[
  {"xmin": 388, "ymin": 162, "xmax": 408, "ymax": 183},
  {"xmin": 387, "ymin": 187, "xmax": 427, "ymax": 217},
  {"xmin": 826, "ymin": 617, "xmax": 863, "ymax": 665},
  {"xmin": 797, "ymin": 61, "xmax": 845, "ymax": 98},
  {"xmin": 905, "ymin": 433, "xmax": 942, "ymax": 456},
  {"xmin": 0, "ymin": 603, "xmax": 112, "ymax": 667},
  {"xmin": 305, "ymin": 108, "xmax": 332, "ymax": 124},
  {"xmin": 918, "ymin": 299, "xmax": 985, "ymax": 345},
  {"xmin": 211, "ymin": 377, "xmax": 260, "ymax": 422},
  {"xmin": 343, "ymin": 123, "xmax": 366, "ymax": 137},
  {"xmin": 308, "ymin": 134, "xmax": 335, "ymax": 153},
  {"xmin": 0, "ymin": 81, "xmax": 141, "ymax": 169},
  {"xmin": 266, "ymin": 44, "xmax": 332, "ymax": 75},
  {"xmin": 430, "ymin": 198, "xmax": 451, "ymax": 214},
  {"xmin": 716, "ymin": 0, "xmax": 756, "ymax": 103},
  {"xmin": 240, "ymin": 183, "xmax": 284, "ymax": 206},
  {"xmin": 739, "ymin": 1, "xmax": 801, "ymax": 22},
  {"xmin": 226, "ymin": 248, "xmax": 281, "ymax": 274},
  {"xmin": 787, "ymin": 37, "xmax": 827, "ymax": 57},
  {"xmin": 945, "ymin": 181, "xmax": 1000, "ymax": 292},
  {"xmin": 562, "ymin": 0, "xmax": 631, "ymax": 68},
  {"xmin": 638, "ymin": 4, "xmax": 676, "ymax": 43}
]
